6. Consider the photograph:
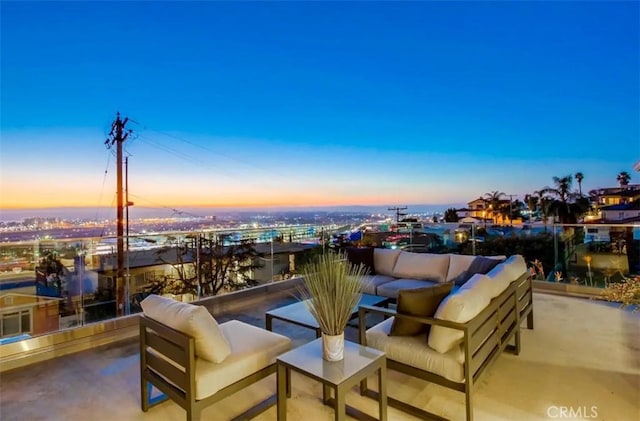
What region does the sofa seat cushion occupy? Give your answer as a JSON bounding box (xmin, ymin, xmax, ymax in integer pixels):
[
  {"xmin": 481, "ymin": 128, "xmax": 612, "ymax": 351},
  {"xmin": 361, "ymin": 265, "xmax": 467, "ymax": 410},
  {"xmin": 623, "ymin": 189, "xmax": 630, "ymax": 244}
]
[
  {"xmin": 376, "ymin": 279, "xmax": 439, "ymax": 299},
  {"xmin": 390, "ymin": 283, "xmax": 453, "ymax": 336},
  {"xmin": 367, "ymin": 318, "xmax": 464, "ymax": 383},
  {"xmin": 362, "ymin": 275, "xmax": 396, "ymax": 295},
  {"xmin": 141, "ymin": 294, "xmax": 231, "ymax": 363},
  {"xmin": 194, "ymin": 320, "xmax": 291, "ymax": 400},
  {"xmin": 373, "ymin": 248, "xmax": 402, "ymax": 276},
  {"xmin": 428, "ymin": 288, "xmax": 491, "ymax": 353},
  {"xmin": 392, "ymin": 252, "xmax": 451, "ymax": 283}
]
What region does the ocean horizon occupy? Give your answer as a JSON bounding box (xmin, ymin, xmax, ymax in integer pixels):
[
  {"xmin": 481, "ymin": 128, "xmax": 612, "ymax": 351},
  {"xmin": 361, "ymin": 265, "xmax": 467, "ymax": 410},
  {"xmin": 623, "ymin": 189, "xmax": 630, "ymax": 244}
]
[{"xmin": 0, "ymin": 204, "xmax": 465, "ymax": 222}]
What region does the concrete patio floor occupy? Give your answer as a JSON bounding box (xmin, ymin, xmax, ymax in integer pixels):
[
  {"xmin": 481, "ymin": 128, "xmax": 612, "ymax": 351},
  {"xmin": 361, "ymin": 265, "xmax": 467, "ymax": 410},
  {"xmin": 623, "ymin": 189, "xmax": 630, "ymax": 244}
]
[{"xmin": 0, "ymin": 292, "xmax": 638, "ymax": 421}]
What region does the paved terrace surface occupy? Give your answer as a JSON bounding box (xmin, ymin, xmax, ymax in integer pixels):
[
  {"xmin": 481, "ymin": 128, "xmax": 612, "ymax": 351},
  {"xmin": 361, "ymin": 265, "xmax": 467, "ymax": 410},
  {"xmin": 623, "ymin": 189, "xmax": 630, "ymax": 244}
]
[{"xmin": 0, "ymin": 292, "xmax": 638, "ymax": 421}]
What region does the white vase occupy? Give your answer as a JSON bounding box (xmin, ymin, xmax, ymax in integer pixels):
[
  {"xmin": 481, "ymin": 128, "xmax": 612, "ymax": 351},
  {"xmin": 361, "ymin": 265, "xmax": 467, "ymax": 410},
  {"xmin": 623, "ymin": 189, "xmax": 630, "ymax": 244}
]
[{"xmin": 322, "ymin": 332, "xmax": 344, "ymax": 361}]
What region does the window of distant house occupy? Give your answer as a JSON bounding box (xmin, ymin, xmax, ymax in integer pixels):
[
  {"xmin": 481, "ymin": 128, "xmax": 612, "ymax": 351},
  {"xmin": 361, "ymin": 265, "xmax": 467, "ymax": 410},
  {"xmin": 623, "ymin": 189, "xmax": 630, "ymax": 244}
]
[{"xmin": 1, "ymin": 309, "xmax": 31, "ymax": 337}]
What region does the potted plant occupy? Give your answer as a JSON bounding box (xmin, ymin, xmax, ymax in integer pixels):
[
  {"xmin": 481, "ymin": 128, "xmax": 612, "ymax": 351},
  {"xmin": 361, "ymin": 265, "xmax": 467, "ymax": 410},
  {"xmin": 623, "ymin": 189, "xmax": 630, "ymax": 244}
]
[{"xmin": 298, "ymin": 250, "xmax": 368, "ymax": 361}]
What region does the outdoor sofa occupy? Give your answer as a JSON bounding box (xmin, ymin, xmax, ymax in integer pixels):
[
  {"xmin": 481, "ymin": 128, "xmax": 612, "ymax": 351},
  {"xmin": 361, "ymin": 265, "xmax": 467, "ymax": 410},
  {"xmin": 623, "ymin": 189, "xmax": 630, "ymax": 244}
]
[{"xmin": 348, "ymin": 248, "xmax": 533, "ymax": 421}]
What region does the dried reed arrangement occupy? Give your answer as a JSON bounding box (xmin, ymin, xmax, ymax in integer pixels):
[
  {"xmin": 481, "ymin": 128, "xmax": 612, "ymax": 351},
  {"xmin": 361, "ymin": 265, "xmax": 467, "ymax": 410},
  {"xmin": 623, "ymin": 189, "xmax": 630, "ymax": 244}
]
[{"xmin": 297, "ymin": 250, "xmax": 369, "ymax": 335}]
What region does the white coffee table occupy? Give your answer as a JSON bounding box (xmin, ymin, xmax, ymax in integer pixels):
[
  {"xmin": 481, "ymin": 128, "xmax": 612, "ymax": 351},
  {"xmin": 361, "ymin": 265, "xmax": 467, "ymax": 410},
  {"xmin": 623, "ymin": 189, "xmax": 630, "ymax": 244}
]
[{"xmin": 276, "ymin": 338, "xmax": 387, "ymax": 421}]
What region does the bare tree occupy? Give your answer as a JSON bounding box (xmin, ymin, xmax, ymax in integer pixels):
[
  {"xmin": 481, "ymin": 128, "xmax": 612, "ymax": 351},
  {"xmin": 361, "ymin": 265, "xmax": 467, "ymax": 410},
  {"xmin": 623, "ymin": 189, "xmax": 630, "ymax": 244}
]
[{"xmin": 150, "ymin": 234, "xmax": 262, "ymax": 297}]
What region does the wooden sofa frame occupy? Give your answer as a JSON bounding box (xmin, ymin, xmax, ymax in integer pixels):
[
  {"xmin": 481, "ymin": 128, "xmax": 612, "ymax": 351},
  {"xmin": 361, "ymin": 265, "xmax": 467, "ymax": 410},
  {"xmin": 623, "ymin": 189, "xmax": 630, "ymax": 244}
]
[
  {"xmin": 139, "ymin": 315, "xmax": 278, "ymax": 421},
  {"xmin": 358, "ymin": 272, "xmax": 534, "ymax": 421}
]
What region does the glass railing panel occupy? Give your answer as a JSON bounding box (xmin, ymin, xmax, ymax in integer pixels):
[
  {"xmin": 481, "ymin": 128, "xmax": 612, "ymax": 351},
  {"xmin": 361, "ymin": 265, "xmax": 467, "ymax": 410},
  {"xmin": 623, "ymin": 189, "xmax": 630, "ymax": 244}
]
[
  {"xmin": 2, "ymin": 220, "xmax": 636, "ymax": 345},
  {"xmin": 547, "ymin": 223, "xmax": 638, "ymax": 287},
  {"xmin": 0, "ymin": 224, "xmax": 338, "ymax": 343}
]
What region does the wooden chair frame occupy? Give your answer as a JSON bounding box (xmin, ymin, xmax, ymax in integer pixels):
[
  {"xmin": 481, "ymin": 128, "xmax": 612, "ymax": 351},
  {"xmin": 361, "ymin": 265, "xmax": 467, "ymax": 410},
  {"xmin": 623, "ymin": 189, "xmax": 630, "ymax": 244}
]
[{"xmin": 139, "ymin": 315, "xmax": 278, "ymax": 421}]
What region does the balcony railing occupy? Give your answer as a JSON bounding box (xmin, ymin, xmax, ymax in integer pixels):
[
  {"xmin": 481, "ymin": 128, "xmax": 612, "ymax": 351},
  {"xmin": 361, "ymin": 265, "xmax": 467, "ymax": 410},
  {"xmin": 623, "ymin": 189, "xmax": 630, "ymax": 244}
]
[{"xmin": 0, "ymin": 222, "xmax": 637, "ymax": 347}]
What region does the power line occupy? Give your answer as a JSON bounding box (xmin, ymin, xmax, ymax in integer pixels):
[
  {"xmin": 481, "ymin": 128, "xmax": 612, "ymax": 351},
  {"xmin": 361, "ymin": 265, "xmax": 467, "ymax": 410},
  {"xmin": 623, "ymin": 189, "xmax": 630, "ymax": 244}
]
[
  {"xmin": 93, "ymin": 150, "xmax": 113, "ymax": 222},
  {"xmin": 126, "ymin": 193, "xmax": 208, "ymax": 219},
  {"xmin": 129, "ymin": 119, "xmax": 292, "ymax": 180}
]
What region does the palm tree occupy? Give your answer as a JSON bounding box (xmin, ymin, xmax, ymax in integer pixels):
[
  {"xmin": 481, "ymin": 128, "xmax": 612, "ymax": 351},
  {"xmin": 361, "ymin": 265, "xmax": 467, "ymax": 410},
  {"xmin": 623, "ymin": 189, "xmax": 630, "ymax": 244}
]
[
  {"xmin": 617, "ymin": 171, "xmax": 631, "ymax": 187},
  {"xmin": 541, "ymin": 175, "xmax": 577, "ymax": 223},
  {"xmin": 575, "ymin": 172, "xmax": 584, "ymax": 196},
  {"xmin": 524, "ymin": 194, "xmax": 539, "ymax": 222},
  {"xmin": 484, "ymin": 191, "xmax": 505, "ymax": 225},
  {"xmin": 443, "ymin": 208, "xmax": 459, "ymax": 223},
  {"xmin": 539, "ymin": 196, "xmax": 553, "ymax": 231},
  {"xmin": 550, "ymin": 175, "xmax": 573, "ymax": 204}
]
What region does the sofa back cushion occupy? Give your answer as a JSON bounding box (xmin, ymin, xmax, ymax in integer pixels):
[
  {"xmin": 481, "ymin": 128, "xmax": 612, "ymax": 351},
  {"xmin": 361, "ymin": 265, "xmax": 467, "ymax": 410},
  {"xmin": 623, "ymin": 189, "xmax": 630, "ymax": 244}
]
[
  {"xmin": 392, "ymin": 252, "xmax": 451, "ymax": 283},
  {"xmin": 345, "ymin": 247, "xmax": 376, "ymax": 275},
  {"xmin": 374, "ymin": 248, "xmax": 402, "ymax": 276},
  {"xmin": 141, "ymin": 294, "xmax": 232, "ymax": 363},
  {"xmin": 428, "ymin": 285, "xmax": 491, "ymax": 353},
  {"xmin": 446, "ymin": 254, "xmax": 476, "ymax": 283},
  {"xmin": 501, "ymin": 254, "xmax": 527, "ymax": 279},
  {"xmin": 460, "ymin": 272, "xmax": 504, "ymax": 298},
  {"xmin": 389, "ymin": 282, "xmax": 453, "ymax": 336},
  {"xmin": 446, "ymin": 254, "xmax": 504, "ymax": 286}
]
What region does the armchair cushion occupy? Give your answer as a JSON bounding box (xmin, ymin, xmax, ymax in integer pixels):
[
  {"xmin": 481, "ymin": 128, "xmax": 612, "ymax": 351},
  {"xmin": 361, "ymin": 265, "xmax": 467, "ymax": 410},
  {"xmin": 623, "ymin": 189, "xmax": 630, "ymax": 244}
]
[
  {"xmin": 193, "ymin": 320, "xmax": 291, "ymax": 400},
  {"xmin": 141, "ymin": 294, "xmax": 231, "ymax": 363},
  {"xmin": 389, "ymin": 282, "xmax": 453, "ymax": 336}
]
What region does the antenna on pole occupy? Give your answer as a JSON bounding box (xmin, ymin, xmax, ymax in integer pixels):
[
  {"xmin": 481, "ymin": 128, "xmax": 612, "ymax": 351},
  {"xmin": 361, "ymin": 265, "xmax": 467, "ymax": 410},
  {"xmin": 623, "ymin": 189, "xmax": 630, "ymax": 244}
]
[{"xmin": 388, "ymin": 206, "xmax": 408, "ymax": 223}]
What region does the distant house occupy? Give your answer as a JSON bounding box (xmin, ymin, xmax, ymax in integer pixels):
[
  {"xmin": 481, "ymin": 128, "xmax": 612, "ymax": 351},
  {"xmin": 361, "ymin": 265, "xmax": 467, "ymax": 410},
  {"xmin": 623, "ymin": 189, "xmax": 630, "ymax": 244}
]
[
  {"xmin": 93, "ymin": 241, "xmax": 315, "ymax": 295},
  {"xmin": 586, "ymin": 185, "xmax": 640, "ymax": 223},
  {"xmin": 0, "ymin": 292, "xmax": 62, "ymax": 338},
  {"xmin": 592, "ymin": 185, "xmax": 640, "ymax": 206},
  {"xmin": 600, "ymin": 200, "xmax": 640, "ymax": 223},
  {"xmin": 460, "ymin": 197, "xmax": 519, "ymax": 225}
]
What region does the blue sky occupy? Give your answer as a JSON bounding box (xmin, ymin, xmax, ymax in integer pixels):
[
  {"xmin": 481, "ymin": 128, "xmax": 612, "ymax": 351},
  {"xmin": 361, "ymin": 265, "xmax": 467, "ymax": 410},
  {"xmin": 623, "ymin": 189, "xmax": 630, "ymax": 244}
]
[{"xmin": 1, "ymin": 1, "xmax": 638, "ymax": 212}]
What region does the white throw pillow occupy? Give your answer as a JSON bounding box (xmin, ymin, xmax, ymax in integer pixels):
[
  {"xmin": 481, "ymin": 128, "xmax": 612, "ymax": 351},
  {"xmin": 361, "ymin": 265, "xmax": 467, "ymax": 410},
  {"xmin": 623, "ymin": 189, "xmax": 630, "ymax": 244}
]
[
  {"xmin": 141, "ymin": 294, "xmax": 231, "ymax": 363},
  {"xmin": 392, "ymin": 252, "xmax": 451, "ymax": 283},
  {"xmin": 373, "ymin": 248, "xmax": 401, "ymax": 276},
  {"xmin": 428, "ymin": 288, "xmax": 490, "ymax": 353}
]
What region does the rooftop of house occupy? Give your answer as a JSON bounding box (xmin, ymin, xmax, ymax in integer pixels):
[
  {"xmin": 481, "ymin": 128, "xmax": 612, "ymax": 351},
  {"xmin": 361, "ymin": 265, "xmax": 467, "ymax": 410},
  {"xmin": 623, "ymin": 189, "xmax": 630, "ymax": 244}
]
[{"xmin": 0, "ymin": 289, "xmax": 638, "ymax": 421}]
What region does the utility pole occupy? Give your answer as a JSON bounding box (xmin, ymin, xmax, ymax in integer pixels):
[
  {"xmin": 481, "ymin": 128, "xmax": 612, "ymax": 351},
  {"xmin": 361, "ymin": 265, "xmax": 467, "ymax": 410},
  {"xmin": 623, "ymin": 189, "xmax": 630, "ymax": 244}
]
[
  {"xmin": 105, "ymin": 112, "xmax": 131, "ymax": 317},
  {"xmin": 507, "ymin": 194, "xmax": 516, "ymax": 227},
  {"xmin": 388, "ymin": 206, "xmax": 408, "ymax": 223},
  {"xmin": 125, "ymin": 157, "xmax": 134, "ymax": 315}
]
